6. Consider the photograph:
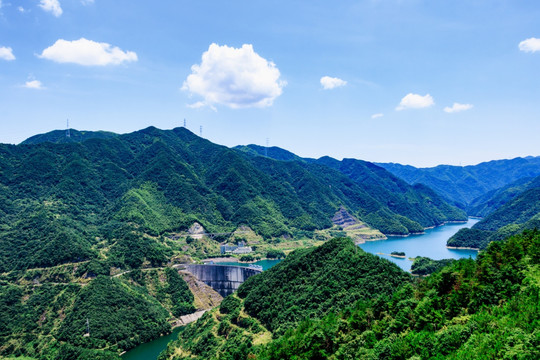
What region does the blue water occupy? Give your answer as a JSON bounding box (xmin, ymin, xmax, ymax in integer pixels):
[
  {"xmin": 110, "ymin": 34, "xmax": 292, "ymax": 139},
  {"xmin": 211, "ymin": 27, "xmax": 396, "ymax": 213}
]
[
  {"xmin": 215, "ymin": 259, "xmax": 282, "ymax": 270},
  {"xmin": 122, "ymin": 326, "xmax": 183, "ymax": 360},
  {"xmin": 121, "ymin": 259, "xmax": 281, "ymax": 360},
  {"xmin": 359, "ymin": 218, "xmax": 479, "ymax": 271}
]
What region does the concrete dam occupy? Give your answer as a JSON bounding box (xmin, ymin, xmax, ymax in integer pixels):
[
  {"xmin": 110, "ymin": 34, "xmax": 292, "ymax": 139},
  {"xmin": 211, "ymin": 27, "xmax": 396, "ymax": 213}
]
[{"xmin": 184, "ymin": 265, "xmax": 262, "ymax": 297}]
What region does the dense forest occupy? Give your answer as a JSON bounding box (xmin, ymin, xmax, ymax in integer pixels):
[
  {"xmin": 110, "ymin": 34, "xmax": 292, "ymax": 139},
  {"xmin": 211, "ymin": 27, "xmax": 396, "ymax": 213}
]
[
  {"xmin": 1, "ymin": 127, "xmax": 538, "ymax": 359},
  {"xmin": 448, "ymin": 175, "xmax": 540, "ymax": 249},
  {"xmin": 0, "ymin": 127, "xmax": 466, "ymax": 358},
  {"xmin": 159, "ymin": 237, "xmax": 411, "ymax": 359},
  {"xmin": 162, "ymin": 230, "xmax": 540, "ymax": 359}
]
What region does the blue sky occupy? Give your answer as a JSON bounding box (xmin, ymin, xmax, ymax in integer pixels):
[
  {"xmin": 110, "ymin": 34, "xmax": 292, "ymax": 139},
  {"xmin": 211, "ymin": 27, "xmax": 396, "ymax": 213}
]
[{"xmin": 0, "ymin": 0, "xmax": 539, "ymax": 167}]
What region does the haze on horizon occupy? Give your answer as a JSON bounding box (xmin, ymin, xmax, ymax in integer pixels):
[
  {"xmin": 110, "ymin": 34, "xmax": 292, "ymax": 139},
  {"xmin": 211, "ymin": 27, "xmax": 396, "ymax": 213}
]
[{"xmin": 0, "ymin": 0, "xmax": 539, "ymax": 167}]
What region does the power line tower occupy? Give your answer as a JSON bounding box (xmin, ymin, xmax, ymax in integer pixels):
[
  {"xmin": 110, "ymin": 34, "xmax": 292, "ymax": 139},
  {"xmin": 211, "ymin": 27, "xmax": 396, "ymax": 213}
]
[
  {"xmin": 66, "ymin": 119, "xmax": 71, "ymax": 138},
  {"xmin": 265, "ymin": 138, "xmax": 269, "ymax": 157},
  {"xmin": 200, "ymin": 125, "xmax": 203, "ymax": 137},
  {"xmin": 183, "ymin": 118, "xmax": 186, "ymax": 128}
]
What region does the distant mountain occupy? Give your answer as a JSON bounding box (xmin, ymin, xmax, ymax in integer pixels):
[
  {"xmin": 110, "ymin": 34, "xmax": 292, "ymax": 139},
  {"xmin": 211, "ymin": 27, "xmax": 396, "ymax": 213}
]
[
  {"xmin": 21, "ymin": 129, "xmax": 118, "ymax": 145},
  {"xmin": 0, "ymin": 127, "xmax": 465, "ymax": 275},
  {"xmin": 377, "ymin": 157, "xmax": 540, "ymax": 208},
  {"xmin": 448, "ymin": 174, "xmax": 540, "ymax": 249},
  {"xmin": 235, "ymin": 144, "xmax": 307, "ymax": 162},
  {"xmin": 236, "ymin": 144, "xmax": 466, "ymax": 234},
  {"xmin": 468, "ymin": 175, "xmax": 540, "ymax": 217}
]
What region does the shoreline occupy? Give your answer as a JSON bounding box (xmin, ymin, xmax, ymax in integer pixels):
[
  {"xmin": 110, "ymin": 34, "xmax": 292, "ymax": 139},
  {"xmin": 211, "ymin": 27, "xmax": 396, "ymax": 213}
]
[
  {"xmin": 376, "ymin": 252, "xmax": 408, "ymax": 259},
  {"xmin": 446, "ymin": 245, "xmax": 479, "ymax": 251}
]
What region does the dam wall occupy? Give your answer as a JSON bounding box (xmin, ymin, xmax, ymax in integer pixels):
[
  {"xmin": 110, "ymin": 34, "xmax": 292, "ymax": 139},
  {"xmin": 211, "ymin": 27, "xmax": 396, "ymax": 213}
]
[{"xmin": 184, "ymin": 265, "xmax": 262, "ymax": 297}]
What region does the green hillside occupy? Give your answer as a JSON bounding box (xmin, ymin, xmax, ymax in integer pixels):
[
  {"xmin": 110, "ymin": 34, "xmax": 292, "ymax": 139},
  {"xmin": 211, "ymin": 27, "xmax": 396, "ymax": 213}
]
[
  {"xmin": 259, "ymin": 230, "xmax": 540, "ymax": 359},
  {"xmin": 237, "ymin": 145, "xmax": 466, "ymax": 234},
  {"xmin": 159, "ymin": 237, "xmax": 411, "ymax": 360},
  {"xmin": 448, "ymin": 179, "xmax": 540, "ymax": 249},
  {"xmin": 161, "ymin": 231, "xmax": 540, "ymax": 360},
  {"xmin": 468, "ymin": 175, "xmax": 540, "ymax": 217},
  {"xmin": 21, "ymin": 129, "xmax": 118, "ymax": 145},
  {"xmin": 378, "ymin": 157, "xmax": 540, "ymax": 208},
  {"xmin": 0, "ymin": 126, "xmax": 466, "ymax": 358}
]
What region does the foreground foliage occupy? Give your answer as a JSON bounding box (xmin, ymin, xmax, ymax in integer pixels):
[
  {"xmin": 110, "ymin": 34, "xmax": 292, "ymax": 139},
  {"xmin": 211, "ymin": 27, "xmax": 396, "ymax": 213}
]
[
  {"xmin": 260, "ymin": 230, "xmax": 540, "ymax": 359},
  {"xmin": 159, "ymin": 238, "xmax": 411, "ymax": 359},
  {"xmin": 160, "ymin": 230, "xmax": 539, "ymax": 360}
]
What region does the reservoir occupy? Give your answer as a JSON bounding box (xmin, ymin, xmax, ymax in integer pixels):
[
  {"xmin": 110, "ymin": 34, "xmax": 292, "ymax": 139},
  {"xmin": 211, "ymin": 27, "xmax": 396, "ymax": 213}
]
[
  {"xmin": 359, "ymin": 218, "xmax": 479, "ymax": 271},
  {"xmin": 121, "ymin": 259, "xmax": 279, "ymax": 360},
  {"xmin": 123, "ymin": 221, "xmax": 476, "ymax": 359}
]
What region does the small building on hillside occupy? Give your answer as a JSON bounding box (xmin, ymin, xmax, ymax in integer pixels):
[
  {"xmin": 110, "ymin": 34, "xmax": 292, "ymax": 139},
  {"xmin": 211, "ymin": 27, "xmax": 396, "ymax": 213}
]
[{"xmin": 220, "ymin": 241, "xmax": 252, "ymax": 255}]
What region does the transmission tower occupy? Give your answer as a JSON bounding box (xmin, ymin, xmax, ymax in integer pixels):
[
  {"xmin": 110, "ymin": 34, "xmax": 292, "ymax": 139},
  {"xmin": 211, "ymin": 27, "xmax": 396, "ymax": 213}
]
[
  {"xmin": 183, "ymin": 118, "xmax": 186, "ymax": 128},
  {"xmin": 265, "ymin": 138, "xmax": 269, "ymax": 157},
  {"xmin": 66, "ymin": 119, "xmax": 71, "ymax": 138},
  {"xmin": 200, "ymin": 125, "xmax": 203, "ymax": 137}
]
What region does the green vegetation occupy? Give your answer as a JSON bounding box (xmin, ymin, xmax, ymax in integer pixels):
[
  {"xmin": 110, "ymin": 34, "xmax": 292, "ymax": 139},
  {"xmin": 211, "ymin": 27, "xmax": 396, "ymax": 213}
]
[
  {"xmin": 391, "ymin": 251, "xmax": 405, "ymax": 256},
  {"xmin": 448, "ymin": 179, "xmax": 540, "ymax": 249},
  {"xmin": 265, "ymin": 249, "xmax": 286, "ymax": 259},
  {"xmin": 259, "ymin": 230, "xmax": 540, "ymax": 359},
  {"xmin": 159, "ymin": 237, "xmax": 411, "ymax": 359},
  {"xmin": 410, "ymin": 256, "xmax": 455, "ymax": 275},
  {"xmin": 0, "ymin": 127, "xmax": 485, "ymax": 358},
  {"xmin": 162, "ymin": 231, "xmax": 540, "ymax": 359},
  {"xmin": 0, "ymin": 266, "xmax": 195, "ymax": 359}
]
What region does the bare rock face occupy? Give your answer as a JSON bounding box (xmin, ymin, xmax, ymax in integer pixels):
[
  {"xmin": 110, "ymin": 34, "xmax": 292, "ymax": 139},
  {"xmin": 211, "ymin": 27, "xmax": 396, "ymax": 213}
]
[
  {"xmin": 188, "ymin": 222, "xmax": 205, "ymax": 239},
  {"xmin": 332, "ymin": 206, "xmax": 364, "ymax": 228},
  {"xmin": 180, "ymin": 271, "xmax": 223, "ymax": 310}
]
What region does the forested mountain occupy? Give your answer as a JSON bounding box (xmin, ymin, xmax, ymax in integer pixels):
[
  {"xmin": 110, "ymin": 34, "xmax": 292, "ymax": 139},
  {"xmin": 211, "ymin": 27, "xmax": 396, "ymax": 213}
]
[
  {"xmin": 161, "ymin": 231, "xmax": 540, "ymax": 360},
  {"xmin": 236, "ymin": 144, "xmax": 466, "ymax": 234},
  {"xmin": 0, "ymin": 127, "xmax": 466, "ymax": 273},
  {"xmin": 468, "ymin": 175, "xmax": 540, "ymax": 217},
  {"xmin": 377, "ymin": 156, "xmax": 540, "ymax": 208},
  {"xmin": 21, "ymin": 129, "xmax": 118, "ymax": 145},
  {"xmin": 448, "ymin": 175, "xmax": 540, "ymax": 249},
  {"xmin": 0, "ymin": 126, "xmax": 465, "ymax": 358},
  {"xmin": 159, "ymin": 237, "xmax": 411, "ymax": 359}
]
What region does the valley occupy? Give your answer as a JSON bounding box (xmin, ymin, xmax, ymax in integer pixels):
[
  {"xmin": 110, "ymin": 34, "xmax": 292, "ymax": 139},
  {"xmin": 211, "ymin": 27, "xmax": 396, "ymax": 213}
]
[{"xmin": 0, "ymin": 127, "xmax": 539, "ymax": 360}]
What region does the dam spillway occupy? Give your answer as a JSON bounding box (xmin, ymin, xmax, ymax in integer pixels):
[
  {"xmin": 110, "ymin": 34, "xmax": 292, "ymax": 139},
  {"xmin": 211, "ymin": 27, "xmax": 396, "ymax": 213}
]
[{"xmin": 184, "ymin": 264, "xmax": 262, "ymax": 297}]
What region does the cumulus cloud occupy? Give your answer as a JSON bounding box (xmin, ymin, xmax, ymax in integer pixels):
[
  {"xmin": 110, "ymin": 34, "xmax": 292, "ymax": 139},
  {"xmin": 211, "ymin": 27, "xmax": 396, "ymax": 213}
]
[
  {"xmin": 39, "ymin": 38, "xmax": 138, "ymax": 66},
  {"xmin": 39, "ymin": 0, "xmax": 62, "ymax": 17},
  {"xmin": 182, "ymin": 43, "xmax": 285, "ymax": 109},
  {"xmin": 519, "ymin": 37, "xmax": 540, "ymax": 53},
  {"xmin": 396, "ymin": 93, "xmax": 434, "ymax": 111},
  {"xmin": 371, "ymin": 113, "xmax": 384, "ymax": 119},
  {"xmin": 24, "ymin": 80, "xmax": 44, "ymax": 89},
  {"xmin": 0, "ymin": 46, "xmax": 15, "ymax": 61},
  {"xmin": 443, "ymin": 102, "xmax": 473, "ymax": 113},
  {"xmin": 320, "ymin": 76, "xmax": 347, "ymax": 90}
]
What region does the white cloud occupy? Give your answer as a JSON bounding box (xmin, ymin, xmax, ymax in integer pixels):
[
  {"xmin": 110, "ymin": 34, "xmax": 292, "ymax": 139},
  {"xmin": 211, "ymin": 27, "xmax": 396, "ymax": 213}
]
[
  {"xmin": 396, "ymin": 93, "xmax": 434, "ymax": 111},
  {"xmin": 0, "ymin": 46, "xmax": 15, "ymax": 61},
  {"xmin": 81, "ymin": 0, "xmax": 94, "ymax": 5},
  {"xmin": 24, "ymin": 80, "xmax": 44, "ymax": 89},
  {"xmin": 371, "ymin": 113, "xmax": 384, "ymax": 119},
  {"xmin": 39, "ymin": 0, "xmax": 62, "ymax": 17},
  {"xmin": 519, "ymin": 37, "xmax": 540, "ymax": 53},
  {"xmin": 18, "ymin": 6, "xmax": 26, "ymax": 12},
  {"xmin": 320, "ymin": 76, "xmax": 347, "ymax": 90},
  {"xmin": 182, "ymin": 43, "xmax": 285, "ymax": 109},
  {"xmin": 443, "ymin": 102, "xmax": 473, "ymax": 113},
  {"xmin": 39, "ymin": 38, "xmax": 138, "ymax": 66}
]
